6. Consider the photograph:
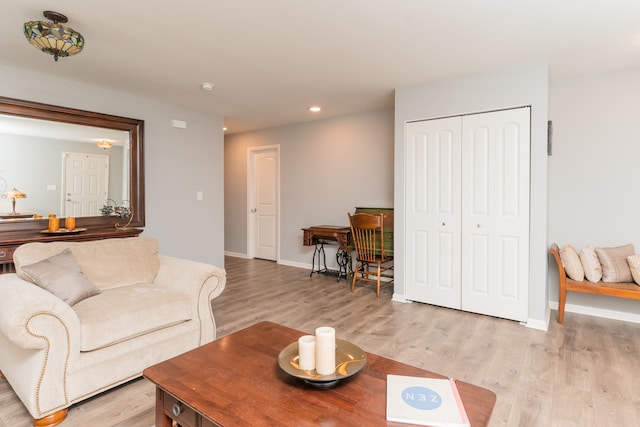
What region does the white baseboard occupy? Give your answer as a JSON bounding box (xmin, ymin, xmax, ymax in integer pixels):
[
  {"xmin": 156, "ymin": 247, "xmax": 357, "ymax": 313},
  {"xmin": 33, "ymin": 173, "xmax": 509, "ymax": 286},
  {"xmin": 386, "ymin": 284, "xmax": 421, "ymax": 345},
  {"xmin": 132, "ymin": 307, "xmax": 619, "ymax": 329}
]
[
  {"xmin": 525, "ymin": 317, "xmax": 549, "ymax": 331},
  {"xmin": 391, "ymin": 293, "xmax": 410, "ymax": 303},
  {"xmin": 550, "ymin": 300, "xmax": 640, "ymax": 324},
  {"xmin": 224, "ymin": 251, "xmax": 249, "ymax": 259},
  {"xmin": 524, "ymin": 305, "xmax": 550, "ymax": 331},
  {"xmin": 277, "ymin": 259, "xmax": 310, "ymax": 270}
]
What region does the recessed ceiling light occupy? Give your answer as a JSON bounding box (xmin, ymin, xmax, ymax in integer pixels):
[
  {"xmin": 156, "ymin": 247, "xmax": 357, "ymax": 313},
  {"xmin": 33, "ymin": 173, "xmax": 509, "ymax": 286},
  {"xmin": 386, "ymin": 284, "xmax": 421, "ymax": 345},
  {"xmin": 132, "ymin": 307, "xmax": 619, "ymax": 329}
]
[
  {"xmin": 201, "ymin": 82, "xmax": 214, "ymax": 91},
  {"xmin": 309, "ymin": 106, "xmax": 321, "ymax": 112},
  {"xmin": 223, "ymin": 127, "xmax": 227, "ymax": 131}
]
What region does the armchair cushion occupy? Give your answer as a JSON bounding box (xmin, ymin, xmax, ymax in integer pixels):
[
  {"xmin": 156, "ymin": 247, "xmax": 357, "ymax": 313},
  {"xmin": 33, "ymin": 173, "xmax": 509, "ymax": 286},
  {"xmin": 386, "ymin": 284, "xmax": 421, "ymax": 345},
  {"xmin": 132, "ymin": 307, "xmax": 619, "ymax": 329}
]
[
  {"xmin": 73, "ymin": 284, "xmax": 193, "ymax": 351},
  {"xmin": 20, "ymin": 248, "xmax": 100, "ymax": 306},
  {"xmin": 14, "ymin": 237, "xmax": 160, "ymax": 291}
]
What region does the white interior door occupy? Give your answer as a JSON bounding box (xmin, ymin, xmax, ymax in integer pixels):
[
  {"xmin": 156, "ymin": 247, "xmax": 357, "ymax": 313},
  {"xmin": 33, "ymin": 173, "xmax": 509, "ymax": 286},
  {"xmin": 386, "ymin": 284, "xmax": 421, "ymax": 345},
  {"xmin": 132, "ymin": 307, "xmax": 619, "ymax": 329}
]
[
  {"xmin": 249, "ymin": 147, "xmax": 279, "ymax": 261},
  {"xmin": 63, "ymin": 152, "xmax": 109, "ymax": 217},
  {"xmin": 460, "ymin": 107, "xmax": 530, "ymax": 321},
  {"xmin": 405, "ymin": 117, "xmax": 462, "ymax": 308}
]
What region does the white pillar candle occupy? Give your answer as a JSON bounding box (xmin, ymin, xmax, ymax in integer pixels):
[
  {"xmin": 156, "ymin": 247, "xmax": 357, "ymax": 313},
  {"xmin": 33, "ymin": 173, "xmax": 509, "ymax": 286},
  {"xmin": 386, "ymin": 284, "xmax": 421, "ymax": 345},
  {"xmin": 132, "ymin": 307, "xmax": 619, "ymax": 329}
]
[
  {"xmin": 298, "ymin": 335, "xmax": 316, "ymax": 371},
  {"xmin": 315, "ymin": 326, "xmax": 336, "ymax": 375}
]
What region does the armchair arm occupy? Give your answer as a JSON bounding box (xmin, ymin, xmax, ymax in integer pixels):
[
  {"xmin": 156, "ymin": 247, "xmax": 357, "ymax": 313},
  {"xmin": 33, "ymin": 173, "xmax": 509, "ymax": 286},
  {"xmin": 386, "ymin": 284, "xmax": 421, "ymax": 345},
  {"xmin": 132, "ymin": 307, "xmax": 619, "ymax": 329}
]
[
  {"xmin": 0, "ymin": 273, "xmax": 81, "ymax": 418},
  {"xmin": 154, "ymin": 256, "xmax": 226, "ymax": 343}
]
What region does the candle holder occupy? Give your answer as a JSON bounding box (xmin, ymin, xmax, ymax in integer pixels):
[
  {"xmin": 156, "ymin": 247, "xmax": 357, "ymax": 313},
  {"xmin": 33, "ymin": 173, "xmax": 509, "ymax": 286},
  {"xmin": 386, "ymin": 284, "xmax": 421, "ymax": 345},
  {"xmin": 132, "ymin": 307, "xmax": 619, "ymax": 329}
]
[
  {"xmin": 101, "ymin": 199, "xmax": 134, "ymax": 230},
  {"xmin": 115, "ymin": 200, "xmax": 133, "ymax": 230}
]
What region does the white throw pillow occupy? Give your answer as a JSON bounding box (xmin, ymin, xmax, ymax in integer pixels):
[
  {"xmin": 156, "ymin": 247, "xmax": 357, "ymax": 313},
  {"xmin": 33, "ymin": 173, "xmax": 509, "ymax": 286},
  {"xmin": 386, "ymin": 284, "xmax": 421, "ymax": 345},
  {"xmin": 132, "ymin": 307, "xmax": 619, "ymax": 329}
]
[
  {"xmin": 580, "ymin": 245, "xmax": 602, "ymax": 283},
  {"xmin": 626, "ymin": 255, "xmax": 640, "ymax": 286},
  {"xmin": 559, "ymin": 245, "xmax": 584, "ymax": 282}
]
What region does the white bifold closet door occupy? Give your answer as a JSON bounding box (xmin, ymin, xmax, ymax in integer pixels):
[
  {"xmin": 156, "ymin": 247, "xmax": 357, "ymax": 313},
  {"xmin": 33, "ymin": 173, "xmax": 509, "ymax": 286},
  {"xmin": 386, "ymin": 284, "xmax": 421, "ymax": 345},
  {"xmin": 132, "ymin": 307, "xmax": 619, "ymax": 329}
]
[{"xmin": 404, "ymin": 107, "xmax": 530, "ymax": 322}]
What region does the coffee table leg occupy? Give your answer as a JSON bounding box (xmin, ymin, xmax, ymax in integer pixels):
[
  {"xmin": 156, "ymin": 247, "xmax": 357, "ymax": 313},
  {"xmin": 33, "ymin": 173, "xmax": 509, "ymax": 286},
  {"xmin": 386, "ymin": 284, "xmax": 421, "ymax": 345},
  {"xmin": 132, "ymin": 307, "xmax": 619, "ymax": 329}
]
[{"xmin": 156, "ymin": 388, "xmax": 173, "ymax": 427}]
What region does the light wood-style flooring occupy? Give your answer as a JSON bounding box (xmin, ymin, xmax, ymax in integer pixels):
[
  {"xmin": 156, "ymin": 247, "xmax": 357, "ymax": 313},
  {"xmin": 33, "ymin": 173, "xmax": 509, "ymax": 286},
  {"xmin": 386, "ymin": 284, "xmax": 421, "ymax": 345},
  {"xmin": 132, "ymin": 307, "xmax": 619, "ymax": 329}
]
[{"xmin": 1, "ymin": 256, "xmax": 639, "ymax": 426}]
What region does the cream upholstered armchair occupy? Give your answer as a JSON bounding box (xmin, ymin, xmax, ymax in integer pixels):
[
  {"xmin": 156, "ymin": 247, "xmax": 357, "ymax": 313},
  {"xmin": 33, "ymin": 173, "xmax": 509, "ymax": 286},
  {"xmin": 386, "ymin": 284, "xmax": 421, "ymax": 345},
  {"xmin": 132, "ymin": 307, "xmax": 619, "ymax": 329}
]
[{"xmin": 0, "ymin": 237, "xmax": 226, "ymax": 427}]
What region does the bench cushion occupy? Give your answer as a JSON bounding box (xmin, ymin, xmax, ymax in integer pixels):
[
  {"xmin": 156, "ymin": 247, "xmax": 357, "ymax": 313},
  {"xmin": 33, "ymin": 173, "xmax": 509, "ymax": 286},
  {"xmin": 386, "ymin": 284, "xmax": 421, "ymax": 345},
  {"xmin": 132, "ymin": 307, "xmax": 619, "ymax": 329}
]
[
  {"xmin": 560, "ymin": 245, "xmax": 584, "ymax": 281},
  {"xmin": 73, "ymin": 284, "xmax": 192, "ymax": 351},
  {"xmin": 579, "ymin": 245, "xmax": 602, "ymax": 283},
  {"xmin": 626, "ymin": 255, "xmax": 640, "ymax": 285},
  {"xmin": 596, "ymin": 244, "xmax": 634, "ymax": 283}
]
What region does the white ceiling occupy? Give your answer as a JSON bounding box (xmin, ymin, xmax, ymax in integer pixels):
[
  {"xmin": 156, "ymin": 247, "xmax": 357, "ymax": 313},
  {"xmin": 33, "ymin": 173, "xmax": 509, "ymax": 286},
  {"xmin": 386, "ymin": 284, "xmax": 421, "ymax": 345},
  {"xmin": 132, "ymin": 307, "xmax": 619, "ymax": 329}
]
[{"xmin": 3, "ymin": 1, "xmax": 640, "ymax": 134}]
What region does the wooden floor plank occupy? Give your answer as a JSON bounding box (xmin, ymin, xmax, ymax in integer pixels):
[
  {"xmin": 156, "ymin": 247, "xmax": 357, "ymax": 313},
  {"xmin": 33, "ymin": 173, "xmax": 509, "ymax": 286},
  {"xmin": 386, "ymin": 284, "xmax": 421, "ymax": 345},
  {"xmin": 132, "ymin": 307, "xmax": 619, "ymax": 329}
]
[{"xmin": 0, "ymin": 256, "xmax": 638, "ymax": 426}]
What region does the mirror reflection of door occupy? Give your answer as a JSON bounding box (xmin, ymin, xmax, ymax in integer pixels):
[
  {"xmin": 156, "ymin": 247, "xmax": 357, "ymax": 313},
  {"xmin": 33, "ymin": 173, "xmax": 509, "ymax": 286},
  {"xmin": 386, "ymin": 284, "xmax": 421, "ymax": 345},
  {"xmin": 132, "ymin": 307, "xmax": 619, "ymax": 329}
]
[{"xmin": 63, "ymin": 152, "xmax": 109, "ymax": 217}]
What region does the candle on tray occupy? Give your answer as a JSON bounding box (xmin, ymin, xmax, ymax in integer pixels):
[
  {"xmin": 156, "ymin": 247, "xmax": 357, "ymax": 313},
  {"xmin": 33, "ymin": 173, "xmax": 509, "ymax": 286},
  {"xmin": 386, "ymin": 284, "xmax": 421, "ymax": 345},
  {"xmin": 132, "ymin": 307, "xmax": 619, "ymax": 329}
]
[
  {"xmin": 298, "ymin": 335, "xmax": 316, "ymax": 371},
  {"xmin": 315, "ymin": 326, "xmax": 336, "ymax": 375},
  {"xmin": 48, "ymin": 215, "xmax": 59, "ymax": 232},
  {"xmin": 66, "ymin": 217, "xmax": 76, "ymax": 231}
]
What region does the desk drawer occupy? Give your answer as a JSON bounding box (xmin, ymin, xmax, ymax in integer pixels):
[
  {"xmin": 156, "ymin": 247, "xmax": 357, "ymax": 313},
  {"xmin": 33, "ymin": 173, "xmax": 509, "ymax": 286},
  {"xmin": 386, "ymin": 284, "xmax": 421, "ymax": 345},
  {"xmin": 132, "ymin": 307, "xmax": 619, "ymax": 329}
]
[
  {"xmin": 163, "ymin": 392, "xmax": 197, "ymax": 427},
  {"xmin": 0, "ymin": 246, "xmax": 18, "ymax": 264}
]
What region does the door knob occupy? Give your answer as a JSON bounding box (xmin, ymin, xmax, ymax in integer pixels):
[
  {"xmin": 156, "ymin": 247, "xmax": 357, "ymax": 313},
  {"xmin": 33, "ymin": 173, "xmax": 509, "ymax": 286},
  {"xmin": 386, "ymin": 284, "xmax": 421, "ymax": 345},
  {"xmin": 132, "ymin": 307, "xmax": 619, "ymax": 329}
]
[{"xmin": 251, "ymin": 208, "xmax": 257, "ymax": 213}]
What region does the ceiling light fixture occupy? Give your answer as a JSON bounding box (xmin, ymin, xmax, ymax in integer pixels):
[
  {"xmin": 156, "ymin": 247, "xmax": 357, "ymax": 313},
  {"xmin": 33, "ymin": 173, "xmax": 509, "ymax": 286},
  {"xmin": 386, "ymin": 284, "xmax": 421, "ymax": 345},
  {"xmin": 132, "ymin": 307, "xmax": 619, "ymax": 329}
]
[
  {"xmin": 201, "ymin": 82, "xmax": 215, "ymax": 91},
  {"xmin": 24, "ymin": 11, "xmax": 85, "ymax": 62},
  {"xmin": 309, "ymin": 106, "xmax": 321, "ymax": 112},
  {"xmin": 96, "ymin": 140, "xmax": 112, "ymax": 150}
]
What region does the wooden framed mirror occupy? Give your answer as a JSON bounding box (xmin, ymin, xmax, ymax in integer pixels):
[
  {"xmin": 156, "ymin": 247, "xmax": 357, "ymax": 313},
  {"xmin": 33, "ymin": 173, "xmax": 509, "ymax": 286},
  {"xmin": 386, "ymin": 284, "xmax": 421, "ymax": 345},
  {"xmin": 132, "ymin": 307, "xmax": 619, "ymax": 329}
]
[{"xmin": 0, "ymin": 96, "xmax": 144, "ymax": 232}]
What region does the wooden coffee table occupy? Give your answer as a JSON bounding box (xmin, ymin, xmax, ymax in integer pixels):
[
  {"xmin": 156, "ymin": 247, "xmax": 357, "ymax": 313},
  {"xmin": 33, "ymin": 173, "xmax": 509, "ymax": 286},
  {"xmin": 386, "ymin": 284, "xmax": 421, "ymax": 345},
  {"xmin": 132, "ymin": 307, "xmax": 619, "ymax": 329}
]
[{"xmin": 143, "ymin": 321, "xmax": 496, "ymax": 426}]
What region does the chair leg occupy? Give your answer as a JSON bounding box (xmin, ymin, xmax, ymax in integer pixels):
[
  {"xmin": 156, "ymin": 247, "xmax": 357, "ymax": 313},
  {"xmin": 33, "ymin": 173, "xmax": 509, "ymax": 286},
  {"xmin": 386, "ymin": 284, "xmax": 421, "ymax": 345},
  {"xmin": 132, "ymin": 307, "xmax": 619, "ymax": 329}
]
[
  {"xmin": 558, "ymin": 284, "xmax": 567, "ymax": 324},
  {"xmin": 351, "ymin": 263, "xmax": 358, "ymax": 292}
]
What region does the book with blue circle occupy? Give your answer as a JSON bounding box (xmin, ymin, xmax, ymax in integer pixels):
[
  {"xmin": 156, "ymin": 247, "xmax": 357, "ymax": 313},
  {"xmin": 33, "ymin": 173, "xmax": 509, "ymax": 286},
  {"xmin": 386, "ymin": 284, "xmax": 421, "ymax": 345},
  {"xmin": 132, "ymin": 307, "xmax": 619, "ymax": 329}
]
[{"xmin": 386, "ymin": 374, "xmax": 470, "ymax": 426}]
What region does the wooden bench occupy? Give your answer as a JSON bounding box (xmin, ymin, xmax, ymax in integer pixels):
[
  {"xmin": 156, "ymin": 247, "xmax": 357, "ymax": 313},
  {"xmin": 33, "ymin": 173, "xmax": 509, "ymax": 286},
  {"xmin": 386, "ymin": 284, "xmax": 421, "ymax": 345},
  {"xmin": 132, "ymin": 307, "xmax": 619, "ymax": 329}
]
[{"xmin": 550, "ymin": 243, "xmax": 640, "ymax": 323}]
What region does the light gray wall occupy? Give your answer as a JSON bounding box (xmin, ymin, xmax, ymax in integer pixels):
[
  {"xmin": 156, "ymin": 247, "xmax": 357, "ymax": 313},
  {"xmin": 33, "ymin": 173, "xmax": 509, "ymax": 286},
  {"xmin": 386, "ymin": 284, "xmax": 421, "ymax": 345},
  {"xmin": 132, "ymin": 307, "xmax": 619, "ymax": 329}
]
[
  {"xmin": 1, "ymin": 64, "xmax": 225, "ymax": 267},
  {"xmin": 548, "ymin": 68, "xmax": 640, "ymax": 322},
  {"xmin": 394, "ymin": 62, "xmax": 550, "ymax": 328},
  {"xmin": 225, "ymin": 109, "xmax": 394, "ymax": 269}
]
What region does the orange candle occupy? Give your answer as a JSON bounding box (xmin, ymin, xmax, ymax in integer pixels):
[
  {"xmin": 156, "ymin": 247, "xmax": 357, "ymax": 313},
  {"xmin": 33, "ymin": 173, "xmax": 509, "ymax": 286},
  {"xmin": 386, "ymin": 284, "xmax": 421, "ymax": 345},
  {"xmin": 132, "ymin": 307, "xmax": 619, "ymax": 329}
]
[
  {"xmin": 48, "ymin": 215, "xmax": 59, "ymax": 232},
  {"xmin": 66, "ymin": 217, "xmax": 76, "ymax": 231}
]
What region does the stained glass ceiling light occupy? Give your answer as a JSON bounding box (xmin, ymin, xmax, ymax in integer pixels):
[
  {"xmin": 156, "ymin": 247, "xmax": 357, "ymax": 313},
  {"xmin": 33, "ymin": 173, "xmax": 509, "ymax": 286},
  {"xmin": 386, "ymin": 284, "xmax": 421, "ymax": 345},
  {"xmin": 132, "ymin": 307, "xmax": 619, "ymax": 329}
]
[
  {"xmin": 96, "ymin": 140, "xmax": 113, "ymax": 149},
  {"xmin": 24, "ymin": 11, "xmax": 84, "ymax": 62}
]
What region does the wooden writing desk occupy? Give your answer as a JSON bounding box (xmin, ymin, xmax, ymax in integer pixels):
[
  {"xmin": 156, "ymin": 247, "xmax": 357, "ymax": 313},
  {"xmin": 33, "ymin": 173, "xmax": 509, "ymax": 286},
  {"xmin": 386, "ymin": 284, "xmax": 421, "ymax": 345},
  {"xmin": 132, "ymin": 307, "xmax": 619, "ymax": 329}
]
[{"xmin": 302, "ymin": 225, "xmax": 351, "ymax": 280}]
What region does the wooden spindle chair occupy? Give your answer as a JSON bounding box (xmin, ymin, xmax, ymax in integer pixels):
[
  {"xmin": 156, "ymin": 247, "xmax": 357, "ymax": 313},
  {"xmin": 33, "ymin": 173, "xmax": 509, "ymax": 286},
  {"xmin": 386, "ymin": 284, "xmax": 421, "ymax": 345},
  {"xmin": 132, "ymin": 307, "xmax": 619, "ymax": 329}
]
[{"xmin": 348, "ymin": 212, "xmax": 394, "ymax": 297}]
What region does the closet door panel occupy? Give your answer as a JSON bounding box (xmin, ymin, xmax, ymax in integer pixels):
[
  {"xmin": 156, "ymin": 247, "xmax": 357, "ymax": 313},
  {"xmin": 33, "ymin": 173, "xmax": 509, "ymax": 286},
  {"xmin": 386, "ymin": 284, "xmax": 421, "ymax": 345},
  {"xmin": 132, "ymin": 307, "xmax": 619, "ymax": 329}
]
[
  {"xmin": 405, "ymin": 117, "xmax": 461, "ymax": 308},
  {"xmin": 469, "ymin": 127, "xmax": 490, "ymax": 216},
  {"xmin": 499, "ymin": 235, "xmax": 521, "ymax": 299},
  {"xmin": 469, "ymin": 234, "xmax": 489, "ymax": 295},
  {"xmin": 461, "ymin": 107, "xmax": 530, "ymax": 321}
]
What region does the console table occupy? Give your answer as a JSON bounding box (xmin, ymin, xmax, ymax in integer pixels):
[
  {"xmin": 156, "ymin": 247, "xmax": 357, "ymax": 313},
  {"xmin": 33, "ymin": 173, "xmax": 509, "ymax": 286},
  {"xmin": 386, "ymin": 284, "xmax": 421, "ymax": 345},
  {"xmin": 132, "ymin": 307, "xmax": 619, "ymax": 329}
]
[{"xmin": 0, "ymin": 227, "xmax": 143, "ymax": 274}]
